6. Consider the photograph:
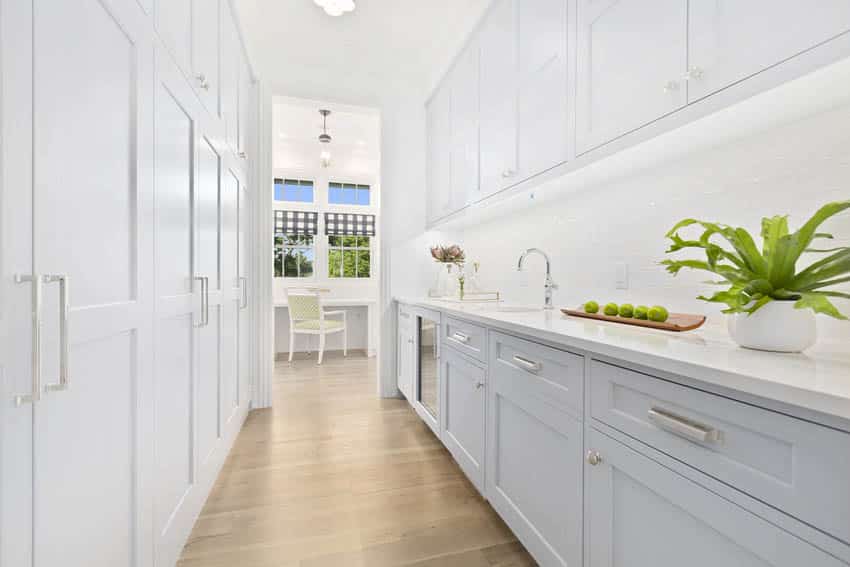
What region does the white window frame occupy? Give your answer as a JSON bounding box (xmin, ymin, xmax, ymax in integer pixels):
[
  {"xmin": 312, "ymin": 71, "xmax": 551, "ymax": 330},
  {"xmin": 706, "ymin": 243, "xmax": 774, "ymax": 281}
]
[
  {"xmin": 275, "ymin": 233, "xmax": 316, "ymax": 279},
  {"xmin": 327, "ymin": 235, "xmax": 372, "ymax": 279}
]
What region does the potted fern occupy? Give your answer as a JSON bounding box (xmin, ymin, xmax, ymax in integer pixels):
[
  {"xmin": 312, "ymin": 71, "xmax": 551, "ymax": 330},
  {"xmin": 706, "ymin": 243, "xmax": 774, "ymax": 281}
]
[{"xmin": 662, "ymin": 200, "xmax": 850, "ymax": 352}]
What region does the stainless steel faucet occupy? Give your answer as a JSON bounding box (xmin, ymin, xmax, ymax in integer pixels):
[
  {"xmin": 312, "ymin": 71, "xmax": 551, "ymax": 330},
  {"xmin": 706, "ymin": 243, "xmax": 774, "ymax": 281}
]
[{"xmin": 517, "ymin": 248, "xmax": 558, "ymax": 309}]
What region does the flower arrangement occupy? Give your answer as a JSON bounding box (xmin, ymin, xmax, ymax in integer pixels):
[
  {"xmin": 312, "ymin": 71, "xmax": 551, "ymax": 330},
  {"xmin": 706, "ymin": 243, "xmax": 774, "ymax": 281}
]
[{"xmin": 430, "ymin": 244, "xmax": 466, "ymax": 265}]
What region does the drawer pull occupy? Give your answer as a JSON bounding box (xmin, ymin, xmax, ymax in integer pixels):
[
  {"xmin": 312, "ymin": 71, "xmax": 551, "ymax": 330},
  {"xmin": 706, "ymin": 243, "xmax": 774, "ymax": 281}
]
[
  {"xmin": 512, "ymin": 355, "xmax": 541, "ymax": 372},
  {"xmin": 451, "ymin": 332, "xmax": 470, "ymax": 344},
  {"xmin": 648, "ymin": 407, "xmax": 722, "ymax": 444}
]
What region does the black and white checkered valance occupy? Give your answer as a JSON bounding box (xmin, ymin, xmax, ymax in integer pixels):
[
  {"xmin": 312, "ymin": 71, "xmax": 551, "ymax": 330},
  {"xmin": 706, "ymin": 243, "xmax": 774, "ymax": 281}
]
[
  {"xmin": 274, "ymin": 210, "xmax": 318, "ymax": 235},
  {"xmin": 324, "ymin": 213, "xmax": 376, "ymax": 236}
]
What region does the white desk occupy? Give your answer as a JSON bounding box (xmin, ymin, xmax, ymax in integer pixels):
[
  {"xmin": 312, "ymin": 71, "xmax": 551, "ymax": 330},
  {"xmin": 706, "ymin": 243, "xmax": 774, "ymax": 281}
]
[{"xmin": 274, "ymin": 298, "xmax": 377, "ymax": 357}]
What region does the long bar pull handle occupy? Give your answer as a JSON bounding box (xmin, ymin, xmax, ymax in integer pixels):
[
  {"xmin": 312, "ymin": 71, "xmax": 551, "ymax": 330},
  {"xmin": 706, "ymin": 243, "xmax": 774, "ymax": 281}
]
[
  {"xmin": 239, "ymin": 276, "xmax": 248, "ymax": 309},
  {"xmin": 43, "ymin": 274, "xmax": 70, "ymax": 392},
  {"xmin": 194, "ymin": 276, "xmax": 209, "ymax": 328},
  {"xmin": 13, "ymin": 274, "xmax": 42, "ymax": 406},
  {"xmin": 450, "ymin": 332, "xmax": 470, "ymax": 344},
  {"xmin": 512, "ymin": 355, "xmax": 542, "ymax": 373},
  {"xmin": 647, "ymin": 407, "xmax": 723, "ymax": 444}
]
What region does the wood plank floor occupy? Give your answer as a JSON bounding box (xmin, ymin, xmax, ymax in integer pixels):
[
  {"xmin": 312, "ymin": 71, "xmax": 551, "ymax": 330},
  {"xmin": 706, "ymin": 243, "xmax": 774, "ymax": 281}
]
[{"xmin": 177, "ymin": 351, "xmax": 536, "ymax": 566}]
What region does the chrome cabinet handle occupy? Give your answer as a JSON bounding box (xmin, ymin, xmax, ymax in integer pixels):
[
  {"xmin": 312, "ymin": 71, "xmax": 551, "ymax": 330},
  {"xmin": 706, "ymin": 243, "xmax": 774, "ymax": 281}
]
[
  {"xmin": 512, "ymin": 355, "xmax": 541, "ymax": 372},
  {"xmin": 239, "ymin": 276, "xmax": 248, "ymax": 309},
  {"xmin": 663, "ymin": 80, "xmax": 680, "ymax": 93},
  {"xmin": 196, "ymin": 73, "xmax": 210, "ymax": 90},
  {"xmin": 238, "ymin": 151, "xmax": 247, "ymax": 159},
  {"xmin": 194, "ymin": 276, "xmax": 209, "ymax": 327},
  {"xmin": 475, "ymin": 381, "xmax": 485, "ymax": 390},
  {"xmin": 684, "ymin": 66, "xmax": 704, "ymax": 81},
  {"xmin": 14, "ymin": 274, "xmax": 42, "ymax": 406},
  {"xmin": 43, "ymin": 274, "xmax": 70, "ymax": 393},
  {"xmin": 450, "ymin": 332, "xmax": 470, "ymax": 344},
  {"xmin": 586, "ymin": 450, "xmax": 602, "ymax": 466},
  {"xmin": 502, "ymin": 169, "xmax": 515, "ymax": 178},
  {"xmin": 648, "ymin": 407, "xmax": 722, "ymax": 444}
]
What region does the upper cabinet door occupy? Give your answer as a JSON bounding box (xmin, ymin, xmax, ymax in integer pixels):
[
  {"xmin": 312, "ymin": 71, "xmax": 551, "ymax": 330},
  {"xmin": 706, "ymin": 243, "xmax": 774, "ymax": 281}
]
[
  {"xmin": 156, "ymin": 0, "xmax": 192, "ymax": 75},
  {"xmin": 449, "ymin": 40, "xmax": 479, "ymax": 210},
  {"xmin": 687, "ymin": 1, "xmax": 850, "ymax": 102},
  {"xmin": 221, "ymin": 7, "xmax": 240, "ymax": 152},
  {"xmin": 517, "ymin": 0, "xmax": 569, "ymax": 179},
  {"xmin": 426, "ymin": 84, "xmax": 452, "ymax": 224},
  {"xmin": 238, "ymin": 54, "xmax": 253, "ymax": 158},
  {"xmin": 479, "ymin": 0, "xmax": 518, "ymax": 198},
  {"xmin": 192, "ymin": 0, "xmax": 220, "ymax": 115},
  {"xmin": 576, "ymin": 0, "xmax": 687, "ymax": 153}
]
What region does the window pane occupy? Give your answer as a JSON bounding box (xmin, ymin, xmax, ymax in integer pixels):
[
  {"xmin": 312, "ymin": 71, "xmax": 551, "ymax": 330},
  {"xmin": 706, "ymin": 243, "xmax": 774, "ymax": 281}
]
[
  {"xmin": 356, "ymin": 186, "xmax": 370, "ymax": 205},
  {"xmin": 357, "ymin": 236, "xmax": 370, "ymax": 248},
  {"xmin": 274, "ymin": 237, "xmax": 284, "ymax": 277},
  {"xmin": 342, "ymin": 183, "xmax": 357, "ymax": 204},
  {"xmin": 328, "ymin": 249, "xmax": 342, "ymax": 278},
  {"xmin": 357, "ymin": 250, "xmax": 371, "ymax": 278},
  {"xmin": 283, "ymin": 249, "xmax": 299, "ymax": 277},
  {"xmin": 274, "ymin": 180, "xmax": 285, "ymax": 201},
  {"xmin": 328, "ymin": 184, "xmax": 343, "ymax": 204},
  {"xmin": 283, "ymin": 181, "xmax": 299, "ymax": 201},
  {"xmin": 301, "ymin": 185, "xmax": 314, "ymax": 202},
  {"xmin": 298, "ymin": 248, "xmax": 314, "ymax": 278},
  {"xmin": 341, "ymin": 235, "xmax": 358, "ymax": 248},
  {"xmin": 328, "ymin": 235, "xmax": 341, "ymax": 247},
  {"xmin": 342, "ymin": 250, "xmax": 357, "ymax": 277}
]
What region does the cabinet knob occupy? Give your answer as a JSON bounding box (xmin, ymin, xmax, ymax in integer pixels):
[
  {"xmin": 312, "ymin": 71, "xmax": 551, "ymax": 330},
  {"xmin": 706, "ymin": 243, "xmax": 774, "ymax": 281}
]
[
  {"xmin": 662, "ymin": 81, "xmax": 679, "ymax": 93},
  {"xmin": 196, "ymin": 73, "xmax": 210, "ymax": 90},
  {"xmin": 684, "ymin": 66, "xmax": 704, "ymax": 81},
  {"xmin": 586, "ymin": 450, "xmax": 602, "ymax": 466},
  {"xmin": 238, "ymin": 151, "xmax": 247, "ymax": 159},
  {"xmin": 475, "ymin": 381, "xmax": 485, "ymax": 390},
  {"xmin": 502, "ymin": 169, "xmax": 515, "ymax": 178}
]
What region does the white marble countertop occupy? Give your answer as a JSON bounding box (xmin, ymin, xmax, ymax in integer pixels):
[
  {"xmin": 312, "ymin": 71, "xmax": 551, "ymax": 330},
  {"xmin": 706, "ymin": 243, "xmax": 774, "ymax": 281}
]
[{"xmin": 397, "ymin": 297, "xmax": 850, "ymax": 423}]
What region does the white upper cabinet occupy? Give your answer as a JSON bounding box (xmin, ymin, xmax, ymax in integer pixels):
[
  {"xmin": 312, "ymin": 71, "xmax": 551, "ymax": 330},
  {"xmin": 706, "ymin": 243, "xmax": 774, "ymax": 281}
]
[
  {"xmin": 238, "ymin": 53, "xmax": 253, "ymax": 158},
  {"xmin": 156, "ymin": 0, "xmax": 192, "ymax": 75},
  {"xmin": 575, "ymin": 0, "xmax": 688, "ymax": 153},
  {"xmin": 191, "ymin": 0, "xmax": 220, "ymax": 115},
  {"xmin": 517, "ymin": 0, "xmax": 569, "ymax": 179},
  {"xmin": 449, "ymin": 40, "xmax": 480, "ymax": 210},
  {"xmin": 479, "ymin": 0, "xmax": 518, "ymax": 198},
  {"xmin": 221, "ymin": 7, "xmax": 240, "ymax": 152},
  {"xmin": 687, "ymin": 1, "xmax": 850, "ymax": 102},
  {"xmin": 426, "ymin": 83, "xmax": 452, "ymax": 224}
]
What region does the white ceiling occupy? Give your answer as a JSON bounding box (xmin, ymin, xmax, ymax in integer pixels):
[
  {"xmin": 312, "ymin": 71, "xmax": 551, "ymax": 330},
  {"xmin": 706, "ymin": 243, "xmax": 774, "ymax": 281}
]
[{"xmin": 234, "ymin": 0, "xmax": 491, "ymax": 105}]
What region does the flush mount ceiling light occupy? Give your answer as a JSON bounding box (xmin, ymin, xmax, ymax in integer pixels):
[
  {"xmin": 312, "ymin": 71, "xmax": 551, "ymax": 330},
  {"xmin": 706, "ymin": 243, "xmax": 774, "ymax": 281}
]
[
  {"xmin": 318, "ymin": 109, "xmax": 332, "ymax": 143},
  {"xmin": 313, "ymin": 0, "xmax": 355, "ymax": 17}
]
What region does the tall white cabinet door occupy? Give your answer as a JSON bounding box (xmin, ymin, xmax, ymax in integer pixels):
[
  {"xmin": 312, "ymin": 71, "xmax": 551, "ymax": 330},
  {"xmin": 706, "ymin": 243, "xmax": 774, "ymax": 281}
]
[
  {"xmin": 0, "ymin": 1, "xmax": 34, "ymax": 564},
  {"xmin": 220, "ymin": 170, "xmax": 241, "ymax": 429},
  {"xmin": 155, "ymin": 0, "xmax": 192, "ymax": 75},
  {"xmin": 449, "ymin": 40, "xmax": 479, "ymax": 209},
  {"xmin": 196, "ymin": 135, "xmax": 223, "ymax": 467},
  {"xmin": 426, "ymin": 84, "xmax": 452, "ymax": 223},
  {"xmin": 517, "ymin": 0, "xmax": 569, "ymax": 178},
  {"xmin": 576, "ymin": 0, "xmax": 687, "ymax": 153},
  {"xmin": 192, "ymin": 0, "xmax": 220, "ymax": 115},
  {"xmin": 441, "ymin": 348, "xmax": 486, "ymax": 494},
  {"xmin": 687, "ymin": 1, "xmax": 850, "ymax": 102},
  {"xmin": 221, "ymin": 8, "xmax": 240, "ymax": 152},
  {"xmin": 238, "ymin": 54, "xmax": 254, "ymax": 159},
  {"xmin": 153, "ymin": 49, "xmax": 199, "ymax": 565},
  {"xmin": 237, "ymin": 183, "xmax": 252, "ymax": 408},
  {"xmin": 479, "ymin": 0, "xmax": 519, "ymax": 197},
  {"xmin": 31, "ymin": 2, "xmax": 154, "ymax": 566},
  {"xmin": 586, "ymin": 429, "xmax": 844, "ymax": 567}
]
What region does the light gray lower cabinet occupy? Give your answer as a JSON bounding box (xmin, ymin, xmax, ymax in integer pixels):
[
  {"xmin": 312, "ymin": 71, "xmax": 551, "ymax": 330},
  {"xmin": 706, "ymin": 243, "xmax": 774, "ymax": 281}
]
[
  {"xmin": 586, "ymin": 428, "xmax": 845, "ymax": 567},
  {"xmin": 440, "ymin": 347, "xmax": 486, "ymax": 494},
  {"xmin": 487, "ymin": 332, "xmax": 583, "ymax": 567}
]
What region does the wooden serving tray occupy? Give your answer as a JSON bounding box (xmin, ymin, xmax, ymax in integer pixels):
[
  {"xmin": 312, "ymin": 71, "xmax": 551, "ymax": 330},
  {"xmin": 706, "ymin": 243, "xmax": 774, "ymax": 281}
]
[{"xmin": 561, "ymin": 308, "xmax": 706, "ymax": 332}]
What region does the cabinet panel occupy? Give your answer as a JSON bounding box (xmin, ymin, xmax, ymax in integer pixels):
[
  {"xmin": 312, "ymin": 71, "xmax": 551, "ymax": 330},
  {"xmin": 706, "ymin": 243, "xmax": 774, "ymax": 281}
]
[
  {"xmin": 517, "ymin": 0, "xmax": 569, "ymax": 178},
  {"xmin": 441, "ymin": 348, "xmax": 486, "ymax": 493},
  {"xmin": 586, "ymin": 428, "xmax": 844, "ymax": 567},
  {"xmin": 488, "ymin": 337, "xmax": 582, "ymax": 566},
  {"xmin": 238, "ymin": 54, "xmax": 253, "ymax": 157},
  {"xmin": 688, "ymin": 1, "xmax": 850, "ymax": 102},
  {"xmin": 449, "ymin": 40, "xmax": 479, "ymax": 209},
  {"xmin": 220, "ymin": 7, "xmax": 240, "ymax": 152},
  {"xmin": 576, "ymin": 0, "xmax": 687, "ymax": 153},
  {"xmin": 443, "ymin": 316, "xmax": 487, "ymax": 363},
  {"xmin": 397, "ymin": 308, "xmax": 415, "ymax": 400},
  {"xmin": 426, "ymin": 84, "xmax": 452, "ymax": 223},
  {"xmin": 479, "ymin": 0, "xmax": 518, "ymax": 197},
  {"xmin": 156, "ymin": 0, "xmax": 192, "ymax": 75},
  {"xmin": 192, "ymin": 0, "xmax": 219, "ymax": 115}
]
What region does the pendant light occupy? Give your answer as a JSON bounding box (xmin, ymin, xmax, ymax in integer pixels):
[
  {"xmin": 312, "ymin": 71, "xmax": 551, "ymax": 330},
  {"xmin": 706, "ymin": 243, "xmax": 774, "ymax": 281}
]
[
  {"xmin": 313, "ymin": 0, "xmax": 355, "ymax": 17},
  {"xmin": 319, "ymin": 109, "xmax": 332, "ymax": 167}
]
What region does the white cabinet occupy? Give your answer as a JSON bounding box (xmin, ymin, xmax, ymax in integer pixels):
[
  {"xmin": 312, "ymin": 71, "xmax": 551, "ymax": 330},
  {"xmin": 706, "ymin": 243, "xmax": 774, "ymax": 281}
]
[
  {"xmin": 156, "ymin": 0, "xmax": 192, "ymax": 75},
  {"xmin": 397, "ymin": 307, "xmax": 415, "ymax": 400},
  {"xmin": 479, "ymin": 0, "xmax": 518, "ymax": 197},
  {"xmin": 517, "ymin": 0, "xmax": 569, "ymax": 180},
  {"xmin": 440, "ymin": 347, "xmax": 486, "ymax": 494},
  {"xmin": 425, "ymin": 83, "xmax": 452, "ymax": 224},
  {"xmin": 191, "ymin": 0, "xmax": 220, "ymax": 114},
  {"xmin": 586, "ymin": 428, "xmax": 844, "ymax": 567},
  {"xmin": 576, "ymin": 0, "xmax": 688, "ymax": 153},
  {"xmin": 221, "ymin": 7, "xmax": 240, "ymax": 152},
  {"xmin": 449, "ymin": 40, "xmax": 480, "ymax": 209},
  {"xmin": 687, "ymin": 1, "xmax": 850, "ymax": 102},
  {"xmin": 238, "ymin": 53, "xmax": 254, "ymax": 159}
]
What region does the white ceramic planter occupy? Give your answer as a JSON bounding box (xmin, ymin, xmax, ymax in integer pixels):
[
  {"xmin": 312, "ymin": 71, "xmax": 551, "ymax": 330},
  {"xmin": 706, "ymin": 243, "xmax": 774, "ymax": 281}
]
[{"xmin": 727, "ymin": 300, "xmax": 817, "ymax": 353}]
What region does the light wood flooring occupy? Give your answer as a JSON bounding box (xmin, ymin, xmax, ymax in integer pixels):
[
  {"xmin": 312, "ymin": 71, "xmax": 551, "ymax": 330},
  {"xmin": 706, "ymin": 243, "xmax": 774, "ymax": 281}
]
[{"xmin": 177, "ymin": 351, "xmax": 536, "ymax": 567}]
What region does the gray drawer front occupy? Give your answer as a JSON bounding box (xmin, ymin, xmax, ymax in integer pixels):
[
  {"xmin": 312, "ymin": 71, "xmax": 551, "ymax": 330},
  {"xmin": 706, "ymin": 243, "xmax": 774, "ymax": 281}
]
[
  {"xmin": 590, "ymin": 360, "xmax": 850, "ymax": 544},
  {"xmin": 444, "ymin": 316, "xmax": 488, "ymax": 363},
  {"xmin": 491, "ymin": 331, "xmax": 584, "ymax": 419}
]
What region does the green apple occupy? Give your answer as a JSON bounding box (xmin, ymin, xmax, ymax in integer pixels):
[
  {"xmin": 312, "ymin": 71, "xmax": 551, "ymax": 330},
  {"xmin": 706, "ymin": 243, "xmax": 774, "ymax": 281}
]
[
  {"xmin": 603, "ymin": 302, "xmax": 619, "ymax": 316},
  {"xmin": 584, "ymin": 300, "xmax": 599, "ymax": 314},
  {"xmin": 648, "ymin": 305, "xmax": 669, "ymax": 322},
  {"xmin": 618, "ymin": 303, "xmax": 634, "ymax": 318},
  {"xmin": 633, "ymin": 305, "xmax": 649, "ymax": 320}
]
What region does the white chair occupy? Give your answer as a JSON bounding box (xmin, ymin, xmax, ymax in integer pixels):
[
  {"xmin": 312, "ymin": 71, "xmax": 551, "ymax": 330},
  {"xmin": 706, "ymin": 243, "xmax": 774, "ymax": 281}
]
[{"xmin": 285, "ymin": 287, "xmax": 347, "ymax": 364}]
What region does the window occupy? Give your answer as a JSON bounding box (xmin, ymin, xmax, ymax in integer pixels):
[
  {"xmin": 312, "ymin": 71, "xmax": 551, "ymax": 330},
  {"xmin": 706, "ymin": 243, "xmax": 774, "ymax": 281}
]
[
  {"xmin": 328, "ymin": 236, "xmax": 371, "ymax": 278},
  {"xmin": 274, "ymin": 211, "xmax": 318, "ymax": 278},
  {"xmin": 328, "ymin": 182, "xmax": 370, "ymax": 205},
  {"xmin": 274, "ymin": 178, "xmax": 314, "ymax": 203}
]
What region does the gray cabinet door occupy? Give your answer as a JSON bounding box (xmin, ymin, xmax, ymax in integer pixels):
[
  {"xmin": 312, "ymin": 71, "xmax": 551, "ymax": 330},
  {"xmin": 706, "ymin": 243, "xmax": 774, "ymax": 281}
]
[
  {"xmin": 586, "ymin": 428, "xmax": 845, "ymax": 567},
  {"xmin": 487, "ymin": 344, "xmax": 582, "ymax": 567},
  {"xmin": 441, "ymin": 347, "xmax": 486, "ymax": 494}
]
